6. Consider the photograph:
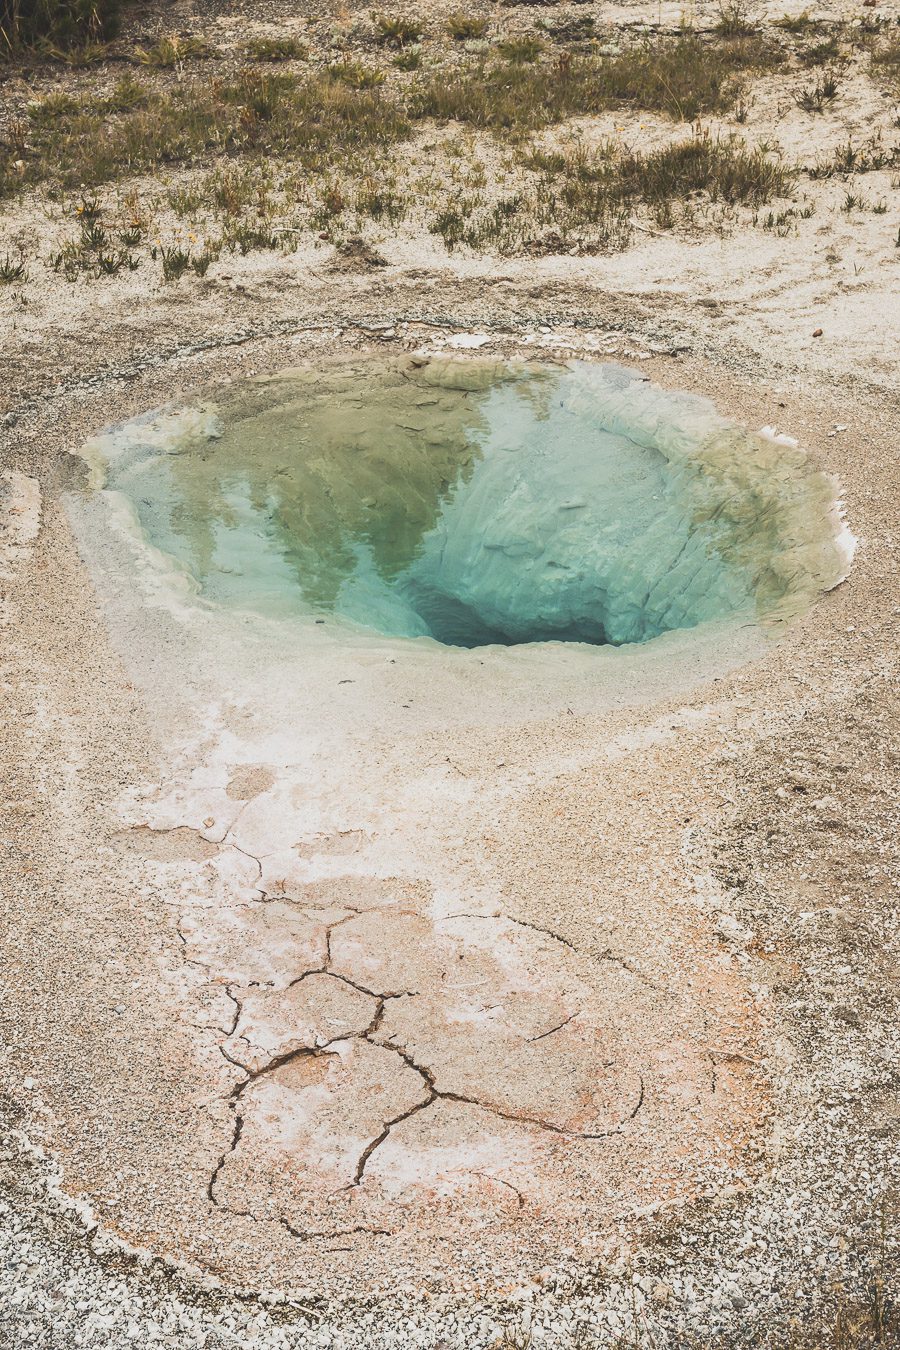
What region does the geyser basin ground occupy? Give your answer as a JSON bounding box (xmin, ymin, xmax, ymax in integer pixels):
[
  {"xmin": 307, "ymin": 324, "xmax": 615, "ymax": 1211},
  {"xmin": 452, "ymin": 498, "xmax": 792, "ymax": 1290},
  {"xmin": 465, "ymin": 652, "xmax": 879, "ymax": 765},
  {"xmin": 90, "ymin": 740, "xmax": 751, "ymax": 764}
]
[
  {"xmin": 17, "ymin": 355, "xmax": 855, "ymax": 1297},
  {"xmin": 82, "ymin": 357, "xmax": 851, "ymax": 653}
]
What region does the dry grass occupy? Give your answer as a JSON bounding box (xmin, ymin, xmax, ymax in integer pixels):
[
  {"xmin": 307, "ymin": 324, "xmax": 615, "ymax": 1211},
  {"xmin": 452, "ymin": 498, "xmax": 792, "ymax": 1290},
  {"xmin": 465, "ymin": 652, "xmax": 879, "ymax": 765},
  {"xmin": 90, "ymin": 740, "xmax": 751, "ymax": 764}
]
[
  {"xmin": 430, "ymin": 131, "xmax": 793, "ymax": 253},
  {"xmin": 715, "ymin": 1, "xmax": 758, "ymax": 39},
  {"xmin": 446, "ymin": 12, "xmax": 489, "ymax": 41},
  {"xmin": 372, "ymin": 13, "xmax": 425, "ymax": 47},
  {"xmin": 0, "ymin": 30, "xmax": 789, "ymax": 202},
  {"xmin": 128, "ymin": 35, "xmax": 217, "ymax": 68},
  {"xmin": 413, "ymin": 36, "xmax": 783, "ymax": 132},
  {"xmin": 244, "ymin": 36, "xmax": 307, "ymax": 63},
  {"xmin": 2, "ymin": 70, "xmax": 410, "ymax": 199},
  {"xmin": 0, "ymin": 15, "xmax": 891, "ymax": 278},
  {"xmin": 0, "ymin": 0, "xmax": 121, "ymax": 54}
]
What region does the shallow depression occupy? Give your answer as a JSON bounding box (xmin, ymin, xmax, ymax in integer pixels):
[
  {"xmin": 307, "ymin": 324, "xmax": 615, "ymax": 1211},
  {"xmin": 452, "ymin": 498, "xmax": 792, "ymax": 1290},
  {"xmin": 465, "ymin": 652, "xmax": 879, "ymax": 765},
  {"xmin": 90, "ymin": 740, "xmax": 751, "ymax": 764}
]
[{"xmin": 80, "ymin": 357, "xmax": 852, "ymax": 650}]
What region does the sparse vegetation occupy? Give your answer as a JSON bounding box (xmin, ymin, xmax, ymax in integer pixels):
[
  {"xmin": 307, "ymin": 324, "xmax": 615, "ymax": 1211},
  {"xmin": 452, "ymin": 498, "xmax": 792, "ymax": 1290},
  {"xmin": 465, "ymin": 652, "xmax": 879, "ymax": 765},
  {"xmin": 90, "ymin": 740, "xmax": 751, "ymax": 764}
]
[
  {"xmin": 0, "ymin": 8, "xmax": 893, "ymax": 278},
  {"xmin": 774, "ymin": 11, "xmax": 825, "ymax": 36},
  {"xmin": 799, "ymin": 37, "xmax": 843, "ymax": 67},
  {"xmin": 98, "ymin": 74, "xmax": 150, "ymax": 113},
  {"xmin": 0, "ymin": 250, "xmax": 27, "ymax": 281},
  {"xmin": 244, "ymin": 36, "xmax": 307, "ymax": 62},
  {"xmin": 807, "ymin": 134, "xmax": 899, "ymax": 178},
  {"xmin": 429, "ymin": 131, "xmax": 792, "ymax": 254},
  {"xmin": 0, "ymin": 0, "xmax": 121, "ymax": 54},
  {"xmin": 373, "ymin": 13, "xmax": 425, "ymax": 47},
  {"xmin": 497, "ymin": 35, "xmax": 544, "ymax": 64},
  {"xmin": 189, "ymin": 245, "xmax": 218, "ymax": 276},
  {"xmin": 49, "ymin": 203, "xmax": 140, "ymax": 280},
  {"xmin": 128, "ymin": 35, "xmax": 215, "ymax": 67},
  {"xmin": 613, "ymin": 134, "xmax": 793, "ymax": 206},
  {"xmin": 413, "ymin": 37, "xmax": 782, "ymax": 131},
  {"xmin": 220, "ymin": 219, "xmax": 281, "ymax": 255},
  {"xmin": 33, "ymin": 37, "xmax": 113, "ymax": 64},
  {"xmin": 446, "ymin": 12, "xmax": 488, "ymax": 41},
  {"xmin": 392, "ymin": 45, "xmax": 422, "ymax": 70},
  {"xmin": 715, "ymin": 1, "xmax": 757, "ymax": 39},
  {"xmin": 2, "ymin": 70, "xmax": 410, "ymax": 200},
  {"xmin": 795, "ymin": 70, "xmax": 841, "ymax": 112},
  {"xmin": 327, "ymin": 59, "xmax": 385, "ymax": 89},
  {"xmin": 152, "ymin": 241, "xmax": 191, "ymax": 282},
  {"xmin": 0, "ymin": 29, "xmax": 794, "ymax": 206}
]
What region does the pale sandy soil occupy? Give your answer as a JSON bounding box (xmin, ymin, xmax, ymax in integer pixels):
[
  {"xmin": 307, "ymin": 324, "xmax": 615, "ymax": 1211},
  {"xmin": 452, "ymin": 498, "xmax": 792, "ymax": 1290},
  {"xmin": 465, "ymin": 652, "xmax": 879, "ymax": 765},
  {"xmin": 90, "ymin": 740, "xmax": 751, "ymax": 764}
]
[{"xmin": 0, "ymin": 3, "xmax": 898, "ymax": 1347}]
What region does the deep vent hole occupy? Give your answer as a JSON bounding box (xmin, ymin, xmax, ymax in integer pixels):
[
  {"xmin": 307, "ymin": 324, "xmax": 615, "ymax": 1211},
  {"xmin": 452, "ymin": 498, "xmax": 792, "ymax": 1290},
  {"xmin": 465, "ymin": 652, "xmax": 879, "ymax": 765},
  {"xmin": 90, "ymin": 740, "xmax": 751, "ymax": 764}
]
[{"xmin": 395, "ymin": 581, "xmax": 610, "ymax": 649}]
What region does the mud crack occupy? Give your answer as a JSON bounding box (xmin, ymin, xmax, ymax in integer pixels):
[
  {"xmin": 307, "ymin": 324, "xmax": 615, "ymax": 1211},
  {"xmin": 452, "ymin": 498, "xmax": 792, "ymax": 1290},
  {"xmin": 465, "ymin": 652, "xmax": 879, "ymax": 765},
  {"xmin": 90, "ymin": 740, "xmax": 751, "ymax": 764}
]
[
  {"xmin": 350, "ymin": 1034, "xmax": 645, "ymax": 1185},
  {"xmin": 442, "ymin": 911, "xmax": 663, "ymax": 992},
  {"xmin": 528, "ymin": 1011, "xmax": 579, "ymax": 1042},
  {"xmin": 206, "ymin": 905, "xmax": 647, "ymax": 1224}
]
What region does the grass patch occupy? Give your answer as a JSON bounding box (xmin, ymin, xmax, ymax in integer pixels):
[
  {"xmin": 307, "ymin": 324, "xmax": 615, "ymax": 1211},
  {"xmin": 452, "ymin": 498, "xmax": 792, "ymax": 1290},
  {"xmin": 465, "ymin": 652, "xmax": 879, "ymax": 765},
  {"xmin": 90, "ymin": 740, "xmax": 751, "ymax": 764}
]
[
  {"xmin": 327, "ymin": 59, "xmax": 385, "ymax": 89},
  {"xmin": 50, "ymin": 205, "xmax": 141, "ymax": 280},
  {"xmin": 795, "ymin": 69, "xmax": 840, "ymax": 112},
  {"xmin": 432, "ymin": 131, "xmax": 792, "ymax": 254},
  {"xmin": 807, "ymin": 134, "xmax": 899, "ymax": 178},
  {"xmin": 613, "ymin": 135, "xmax": 793, "ymax": 205},
  {"xmin": 531, "ymin": 133, "xmax": 794, "ymax": 211},
  {"xmin": 129, "ymin": 35, "xmax": 216, "ymax": 67},
  {"xmin": 1, "ymin": 0, "xmax": 121, "ymax": 55},
  {"xmin": 715, "ymin": 1, "xmax": 757, "ymax": 38},
  {"xmin": 0, "ymin": 250, "xmax": 27, "ymax": 281},
  {"xmin": 99, "ymin": 74, "xmax": 151, "ymax": 114},
  {"xmin": 3, "ymin": 70, "xmax": 410, "ymax": 198},
  {"xmin": 446, "ymin": 12, "xmax": 488, "ymax": 41},
  {"xmin": 799, "ymin": 37, "xmax": 843, "ymax": 67},
  {"xmin": 353, "ymin": 174, "xmax": 406, "ymax": 223},
  {"xmin": 244, "ymin": 36, "xmax": 307, "ymax": 62},
  {"xmin": 412, "ymin": 36, "xmax": 781, "ymax": 132},
  {"xmin": 0, "ymin": 32, "xmax": 788, "ymax": 199},
  {"xmin": 393, "ymin": 45, "xmax": 422, "ymax": 70},
  {"xmin": 373, "ymin": 14, "xmax": 425, "ymax": 47},
  {"xmin": 497, "ymin": 36, "xmax": 544, "ymax": 63},
  {"xmin": 774, "ymin": 11, "xmax": 826, "ymax": 35}
]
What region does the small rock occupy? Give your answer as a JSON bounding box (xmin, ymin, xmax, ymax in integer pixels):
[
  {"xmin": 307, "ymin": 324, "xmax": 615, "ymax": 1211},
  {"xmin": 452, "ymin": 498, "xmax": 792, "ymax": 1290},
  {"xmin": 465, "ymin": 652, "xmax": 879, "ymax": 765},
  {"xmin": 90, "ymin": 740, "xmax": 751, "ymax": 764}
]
[
  {"xmin": 716, "ymin": 913, "xmax": 753, "ymax": 945},
  {"xmin": 445, "ymin": 333, "xmax": 491, "ymax": 349}
]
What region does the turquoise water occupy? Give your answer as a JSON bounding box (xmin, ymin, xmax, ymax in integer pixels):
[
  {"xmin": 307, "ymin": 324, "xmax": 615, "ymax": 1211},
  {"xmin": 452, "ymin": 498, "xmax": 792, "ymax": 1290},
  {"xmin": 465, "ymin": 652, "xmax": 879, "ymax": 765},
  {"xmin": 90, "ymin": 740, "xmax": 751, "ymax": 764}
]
[{"xmin": 82, "ymin": 358, "xmax": 851, "ymax": 649}]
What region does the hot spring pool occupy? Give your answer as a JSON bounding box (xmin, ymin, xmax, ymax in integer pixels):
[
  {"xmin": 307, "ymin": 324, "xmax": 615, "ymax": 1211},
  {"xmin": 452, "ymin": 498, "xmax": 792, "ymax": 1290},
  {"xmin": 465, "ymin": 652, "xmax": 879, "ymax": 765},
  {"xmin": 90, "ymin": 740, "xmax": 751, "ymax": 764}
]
[{"xmin": 79, "ymin": 358, "xmax": 852, "ymax": 651}]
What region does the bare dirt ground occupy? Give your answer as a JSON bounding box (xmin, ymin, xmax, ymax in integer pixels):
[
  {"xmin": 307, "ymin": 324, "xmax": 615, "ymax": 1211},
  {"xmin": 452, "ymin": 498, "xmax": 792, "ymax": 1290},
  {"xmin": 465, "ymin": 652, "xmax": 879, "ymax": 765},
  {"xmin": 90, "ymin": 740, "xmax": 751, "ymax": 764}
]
[{"xmin": 1, "ymin": 1, "xmax": 899, "ymax": 1347}]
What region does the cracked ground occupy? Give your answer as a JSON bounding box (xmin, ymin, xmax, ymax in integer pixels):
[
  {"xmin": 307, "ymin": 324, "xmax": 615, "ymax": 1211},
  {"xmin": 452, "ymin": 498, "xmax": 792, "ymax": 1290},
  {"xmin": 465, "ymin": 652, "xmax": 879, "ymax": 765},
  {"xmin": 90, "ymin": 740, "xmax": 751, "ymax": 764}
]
[{"xmin": 113, "ymin": 686, "xmax": 766, "ymax": 1281}]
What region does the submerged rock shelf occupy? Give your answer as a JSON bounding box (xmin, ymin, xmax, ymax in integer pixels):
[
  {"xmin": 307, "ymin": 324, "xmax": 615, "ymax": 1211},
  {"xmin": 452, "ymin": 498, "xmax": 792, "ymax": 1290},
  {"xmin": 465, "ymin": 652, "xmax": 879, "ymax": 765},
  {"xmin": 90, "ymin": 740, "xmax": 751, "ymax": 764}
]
[{"xmin": 81, "ymin": 358, "xmax": 852, "ymax": 649}]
